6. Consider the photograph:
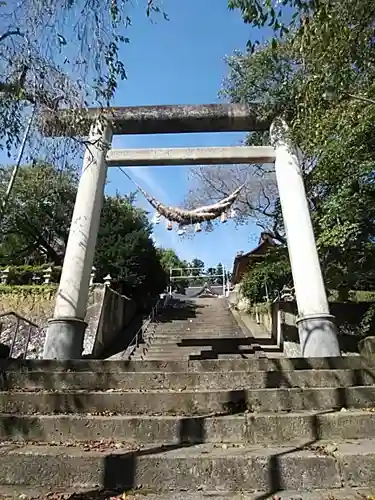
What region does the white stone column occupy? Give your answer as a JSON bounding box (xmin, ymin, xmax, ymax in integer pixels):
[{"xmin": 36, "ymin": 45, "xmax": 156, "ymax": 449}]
[
  {"xmin": 269, "ymin": 118, "xmax": 341, "ymax": 357},
  {"xmin": 43, "ymin": 119, "xmax": 112, "ymax": 359}
]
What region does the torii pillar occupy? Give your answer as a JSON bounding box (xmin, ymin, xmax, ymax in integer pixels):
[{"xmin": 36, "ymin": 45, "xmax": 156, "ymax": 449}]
[
  {"xmin": 43, "ymin": 119, "xmax": 112, "ymax": 359},
  {"xmin": 270, "ymin": 118, "xmax": 340, "ymax": 357}
]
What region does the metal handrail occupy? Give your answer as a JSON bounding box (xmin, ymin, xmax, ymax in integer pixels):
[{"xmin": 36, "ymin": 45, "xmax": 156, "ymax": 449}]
[
  {"xmin": 126, "ymin": 294, "xmax": 171, "ymax": 357},
  {"xmin": 0, "ymin": 311, "xmax": 40, "ymax": 328},
  {"xmin": 0, "ymin": 311, "xmax": 41, "ymax": 358}
]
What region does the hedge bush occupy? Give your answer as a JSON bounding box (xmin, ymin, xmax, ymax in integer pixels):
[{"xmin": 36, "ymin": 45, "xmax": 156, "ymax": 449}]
[{"xmin": 0, "ymin": 284, "xmax": 57, "ymax": 295}]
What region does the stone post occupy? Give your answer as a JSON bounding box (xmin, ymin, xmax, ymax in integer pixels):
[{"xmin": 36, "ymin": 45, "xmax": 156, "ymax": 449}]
[
  {"xmin": 103, "ymin": 274, "xmax": 112, "ymax": 287},
  {"xmin": 43, "ymin": 266, "xmax": 53, "ymax": 285},
  {"xmin": 89, "ymin": 266, "xmax": 96, "ymax": 287},
  {"xmin": 32, "ymin": 273, "xmax": 41, "ymax": 285},
  {"xmin": 0, "ymin": 267, "xmax": 9, "ymax": 285},
  {"xmin": 269, "ymin": 118, "xmax": 341, "ymax": 357},
  {"xmin": 43, "ymin": 119, "xmax": 112, "ymax": 359}
]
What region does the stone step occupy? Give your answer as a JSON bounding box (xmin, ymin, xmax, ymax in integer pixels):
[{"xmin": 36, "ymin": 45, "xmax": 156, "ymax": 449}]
[
  {"xmin": 132, "ymin": 355, "xmax": 254, "ymax": 361},
  {"xmin": 147, "ymin": 340, "xmax": 247, "ymax": 347},
  {"xmin": 157, "ymin": 316, "xmax": 237, "ymax": 321},
  {"xmin": 159, "ymin": 312, "xmax": 235, "ymax": 315},
  {"xmin": 2, "ymin": 488, "xmax": 374, "ymax": 500},
  {"xmin": 2, "ymin": 357, "xmax": 370, "ymax": 373},
  {"xmin": 145, "ymin": 345, "xmax": 217, "ymax": 352},
  {"xmin": 160, "ymin": 321, "xmax": 236, "ymax": 324},
  {"xmin": 156, "ymin": 317, "xmax": 237, "ymax": 322},
  {"xmin": 2, "ymin": 487, "xmax": 366, "ymax": 500},
  {"xmin": 1, "ymin": 386, "xmax": 375, "ymax": 414},
  {"xmin": 151, "ymin": 334, "xmax": 248, "ymax": 341},
  {"xmin": 158, "ymin": 325, "xmax": 239, "ymax": 330},
  {"xmin": 129, "ymin": 355, "xmax": 255, "ymax": 362},
  {"xmin": 159, "ymin": 316, "xmax": 235, "ymax": 321},
  {"xmin": 2, "ymin": 369, "xmax": 375, "ymax": 391},
  {"xmin": 0, "ymin": 410, "xmax": 374, "ymax": 444},
  {"xmin": 131, "ymin": 354, "xmax": 253, "ymax": 361},
  {"xmin": 142, "ymin": 350, "xmax": 256, "ymax": 358},
  {"xmin": 156, "ymin": 318, "xmax": 235, "ymax": 324},
  {"xmin": 144, "ymin": 347, "xmax": 255, "ymax": 356},
  {"xmin": 154, "ymin": 329, "xmax": 241, "ymax": 335},
  {"xmin": 0, "ymin": 439, "xmax": 374, "ymax": 491},
  {"xmin": 155, "ymin": 322, "xmax": 239, "ymax": 327}
]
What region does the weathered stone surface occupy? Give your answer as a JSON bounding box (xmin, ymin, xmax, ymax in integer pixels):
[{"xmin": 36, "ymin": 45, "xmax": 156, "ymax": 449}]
[
  {"xmin": 0, "ymin": 356, "xmax": 372, "ymax": 373},
  {"xmin": 283, "ymin": 341, "xmax": 302, "ymax": 358},
  {"xmin": 1, "ymin": 386, "xmax": 375, "ymax": 415},
  {"xmin": 2, "ymin": 487, "xmax": 374, "ymax": 500},
  {"xmin": 2, "ymin": 368, "xmax": 375, "ymax": 391},
  {"xmin": 0, "ymin": 286, "xmax": 105, "ymax": 359},
  {"xmin": 339, "ymin": 439, "xmax": 375, "ymax": 486},
  {"xmin": 3, "ymin": 487, "xmax": 375, "ymax": 500},
  {"xmin": 0, "ymin": 442, "xmax": 344, "ymax": 490},
  {"xmin": 2, "ymin": 296, "xmax": 375, "ymax": 497},
  {"xmin": 3, "ymin": 439, "xmax": 374, "ymax": 491},
  {"xmin": 0, "ymin": 410, "xmax": 375, "ymax": 445},
  {"xmin": 43, "ymin": 103, "xmax": 269, "ymax": 137},
  {"xmin": 358, "ymin": 336, "xmax": 375, "ymax": 359},
  {"xmin": 106, "ymin": 146, "xmax": 276, "ymax": 167}
]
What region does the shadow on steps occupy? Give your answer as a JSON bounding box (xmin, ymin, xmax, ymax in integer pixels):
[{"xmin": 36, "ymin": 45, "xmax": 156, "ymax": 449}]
[
  {"xmin": 179, "ymin": 337, "xmax": 281, "ymax": 360},
  {"xmin": 57, "ymin": 389, "xmax": 253, "ymax": 493},
  {"xmin": 155, "ymin": 299, "xmax": 206, "ymax": 324},
  {"xmin": 50, "ymin": 390, "xmax": 333, "ymax": 497}
]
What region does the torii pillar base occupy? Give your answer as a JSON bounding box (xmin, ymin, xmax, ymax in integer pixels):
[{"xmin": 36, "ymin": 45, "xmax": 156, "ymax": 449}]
[
  {"xmin": 44, "ymin": 318, "xmax": 87, "ymax": 360},
  {"xmin": 297, "ymin": 313, "xmax": 339, "ymax": 358}
]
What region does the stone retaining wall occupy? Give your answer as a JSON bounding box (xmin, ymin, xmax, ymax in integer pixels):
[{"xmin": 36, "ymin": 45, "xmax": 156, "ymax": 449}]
[{"xmin": 0, "ymin": 286, "xmax": 136, "ymax": 358}]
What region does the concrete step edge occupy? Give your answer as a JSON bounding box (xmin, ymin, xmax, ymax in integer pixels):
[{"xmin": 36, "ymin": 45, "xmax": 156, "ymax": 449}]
[
  {"xmin": 2, "ymin": 489, "xmax": 373, "ymax": 500},
  {"xmin": 3, "ymin": 368, "xmax": 375, "ymax": 391},
  {"xmin": 2, "ymin": 358, "xmax": 373, "ymax": 372},
  {"xmin": 0, "ymin": 439, "xmax": 374, "ymax": 490},
  {"xmin": 0, "ymin": 410, "xmax": 374, "ymax": 444},
  {"xmin": 2, "ymin": 386, "xmax": 375, "ymax": 415}
]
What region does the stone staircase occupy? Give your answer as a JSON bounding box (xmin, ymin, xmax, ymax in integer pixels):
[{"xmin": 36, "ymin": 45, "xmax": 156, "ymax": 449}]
[
  {"xmin": 132, "ymin": 297, "xmax": 263, "ymax": 361},
  {"xmin": 1, "ymin": 355, "xmax": 375, "ymax": 498}
]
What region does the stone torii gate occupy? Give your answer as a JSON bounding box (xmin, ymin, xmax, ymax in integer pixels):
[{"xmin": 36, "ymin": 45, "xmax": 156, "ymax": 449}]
[{"xmin": 41, "ymin": 104, "xmax": 341, "ymax": 359}]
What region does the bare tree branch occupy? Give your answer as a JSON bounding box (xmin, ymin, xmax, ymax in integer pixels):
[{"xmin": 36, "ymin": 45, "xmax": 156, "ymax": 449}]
[{"xmin": 0, "ymin": 29, "xmax": 24, "ymax": 44}]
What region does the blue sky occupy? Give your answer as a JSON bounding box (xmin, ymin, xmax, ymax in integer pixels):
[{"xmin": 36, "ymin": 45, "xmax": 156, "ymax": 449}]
[
  {"xmin": 107, "ymin": 0, "xmax": 272, "ymax": 271},
  {"xmin": 2, "ymin": 1, "xmax": 273, "ymax": 272}
]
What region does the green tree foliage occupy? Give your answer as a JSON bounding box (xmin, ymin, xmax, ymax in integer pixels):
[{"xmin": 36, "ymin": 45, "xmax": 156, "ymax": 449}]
[
  {"xmin": 95, "ymin": 195, "xmax": 167, "ymax": 300},
  {"xmin": 222, "ymin": 0, "xmax": 375, "ymax": 298},
  {"xmin": 203, "ymin": 263, "xmax": 225, "ymax": 286},
  {"xmin": 157, "ymin": 248, "xmax": 187, "ymax": 274},
  {"xmin": 0, "ymin": 163, "xmax": 168, "ymax": 299},
  {"xmin": 215, "ymin": 263, "xmax": 224, "ymax": 285},
  {"xmin": 187, "ymin": 258, "xmax": 205, "ymax": 287},
  {"xmin": 240, "ymin": 248, "xmax": 292, "ymax": 302},
  {"xmin": 191, "ymin": 258, "xmax": 205, "ymax": 276},
  {"xmin": 0, "ymin": 163, "xmax": 77, "ymax": 264},
  {"xmin": 206, "ymin": 267, "xmax": 216, "ymax": 277},
  {"xmin": 156, "ymin": 247, "xmax": 189, "ymax": 293}
]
